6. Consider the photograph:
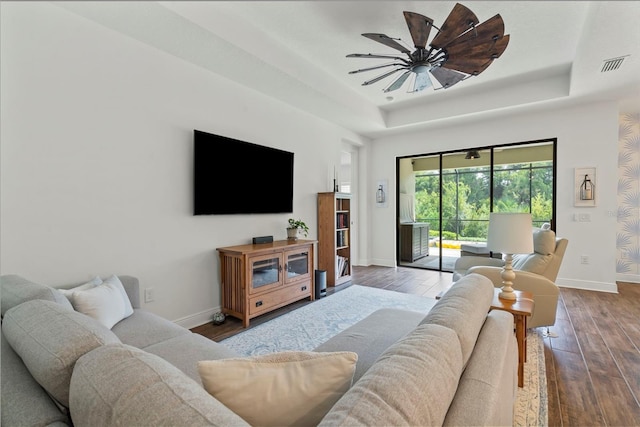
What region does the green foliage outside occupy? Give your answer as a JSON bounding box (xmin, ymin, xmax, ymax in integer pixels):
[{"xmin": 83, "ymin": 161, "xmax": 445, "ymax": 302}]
[{"xmin": 414, "ymin": 162, "xmax": 553, "ymax": 242}]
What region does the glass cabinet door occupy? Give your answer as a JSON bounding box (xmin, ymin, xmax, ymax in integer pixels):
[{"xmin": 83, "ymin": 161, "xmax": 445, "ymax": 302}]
[
  {"xmin": 250, "ymin": 253, "xmax": 281, "ymax": 293},
  {"xmin": 284, "ymin": 249, "xmax": 310, "ymax": 284}
]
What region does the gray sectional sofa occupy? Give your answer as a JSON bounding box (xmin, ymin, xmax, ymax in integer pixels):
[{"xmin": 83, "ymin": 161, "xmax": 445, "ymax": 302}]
[{"xmin": 1, "ymin": 272, "xmax": 517, "ymax": 426}]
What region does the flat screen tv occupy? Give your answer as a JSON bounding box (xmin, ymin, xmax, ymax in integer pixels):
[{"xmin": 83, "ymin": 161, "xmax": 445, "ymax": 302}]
[{"xmin": 193, "ymin": 130, "xmax": 294, "ymax": 215}]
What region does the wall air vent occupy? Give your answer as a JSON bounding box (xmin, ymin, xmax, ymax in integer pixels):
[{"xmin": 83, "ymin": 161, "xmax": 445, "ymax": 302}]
[{"xmin": 601, "ymin": 56, "xmax": 628, "ymax": 72}]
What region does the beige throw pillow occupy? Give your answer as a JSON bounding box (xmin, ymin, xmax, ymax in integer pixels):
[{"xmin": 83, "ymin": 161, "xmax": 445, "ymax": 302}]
[
  {"xmin": 198, "ymin": 351, "xmax": 358, "ymax": 427},
  {"xmin": 58, "ymin": 276, "xmax": 103, "ymax": 304}
]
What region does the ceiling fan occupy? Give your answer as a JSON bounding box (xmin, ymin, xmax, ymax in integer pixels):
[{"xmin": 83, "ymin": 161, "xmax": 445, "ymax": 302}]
[{"xmin": 347, "ymin": 3, "xmax": 509, "ymax": 93}]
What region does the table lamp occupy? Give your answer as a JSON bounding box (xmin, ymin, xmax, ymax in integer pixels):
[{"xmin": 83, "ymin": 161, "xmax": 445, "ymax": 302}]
[{"xmin": 486, "ymin": 213, "xmax": 534, "ymax": 300}]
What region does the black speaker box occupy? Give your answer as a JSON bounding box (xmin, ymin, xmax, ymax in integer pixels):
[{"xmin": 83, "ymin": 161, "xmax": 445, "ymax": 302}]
[{"xmin": 252, "ymin": 236, "xmax": 274, "ymax": 244}]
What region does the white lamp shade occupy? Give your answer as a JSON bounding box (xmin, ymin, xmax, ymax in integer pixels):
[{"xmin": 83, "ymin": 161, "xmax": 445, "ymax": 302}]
[{"xmin": 487, "ymin": 213, "xmax": 534, "ymax": 254}]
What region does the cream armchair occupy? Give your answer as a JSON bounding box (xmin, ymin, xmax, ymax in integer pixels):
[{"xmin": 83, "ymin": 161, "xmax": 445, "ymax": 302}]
[{"xmin": 453, "ymin": 227, "xmax": 568, "ymax": 328}]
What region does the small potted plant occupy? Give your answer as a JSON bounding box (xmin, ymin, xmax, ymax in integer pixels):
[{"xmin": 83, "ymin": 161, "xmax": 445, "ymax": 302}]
[{"xmin": 287, "ymin": 218, "xmax": 309, "ymax": 240}]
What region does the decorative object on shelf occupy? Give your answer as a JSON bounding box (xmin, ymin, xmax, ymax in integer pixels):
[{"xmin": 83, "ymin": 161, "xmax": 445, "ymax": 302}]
[
  {"xmin": 465, "ymin": 150, "xmax": 481, "ymax": 159},
  {"xmin": 574, "ymin": 167, "xmax": 596, "ymax": 207},
  {"xmin": 212, "ymin": 312, "xmax": 226, "ymax": 325},
  {"xmin": 287, "ymin": 218, "xmax": 309, "ymax": 240},
  {"xmin": 376, "ymin": 185, "xmax": 386, "ymax": 203},
  {"xmin": 486, "ymin": 212, "xmax": 534, "ymax": 300},
  {"xmin": 346, "ymin": 3, "xmax": 509, "ymax": 93},
  {"xmin": 580, "ymin": 174, "xmax": 594, "ymax": 201}
]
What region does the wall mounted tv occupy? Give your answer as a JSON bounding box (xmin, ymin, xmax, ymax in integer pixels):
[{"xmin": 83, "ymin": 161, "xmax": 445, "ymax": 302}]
[{"xmin": 193, "ymin": 129, "xmax": 294, "ymax": 215}]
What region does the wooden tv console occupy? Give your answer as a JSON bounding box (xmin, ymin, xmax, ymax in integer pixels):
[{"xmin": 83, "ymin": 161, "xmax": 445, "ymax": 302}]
[{"xmin": 217, "ymin": 239, "xmax": 316, "ymax": 327}]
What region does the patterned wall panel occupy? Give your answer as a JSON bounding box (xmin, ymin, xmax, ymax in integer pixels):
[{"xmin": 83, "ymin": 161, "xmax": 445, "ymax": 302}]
[{"xmin": 617, "ymin": 113, "xmax": 640, "ymax": 279}]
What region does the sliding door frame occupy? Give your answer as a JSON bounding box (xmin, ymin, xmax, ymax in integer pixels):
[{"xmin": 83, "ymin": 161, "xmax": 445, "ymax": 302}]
[{"xmin": 396, "ymin": 138, "xmax": 557, "ymax": 271}]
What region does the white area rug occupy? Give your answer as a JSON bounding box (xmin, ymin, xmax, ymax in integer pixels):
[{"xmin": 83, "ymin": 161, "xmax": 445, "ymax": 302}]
[
  {"xmin": 516, "ymin": 328, "xmax": 549, "ymax": 426},
  {"xmin": 222, "ymin": 285, "xmax": 437, "ymax": 355},
  {"xmin": 221, "ymin": 284, "xmax": 547, "ymax": 426}
]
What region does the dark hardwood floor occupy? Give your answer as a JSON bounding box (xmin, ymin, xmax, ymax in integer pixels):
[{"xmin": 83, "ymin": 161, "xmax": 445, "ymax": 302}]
[{"xmin": 192, "ymin": 265, "xmax": 640, "ymax": 426}]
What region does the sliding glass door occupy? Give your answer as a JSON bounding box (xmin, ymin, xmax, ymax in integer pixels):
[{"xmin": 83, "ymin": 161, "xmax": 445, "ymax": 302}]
[{"xmin": 397, "ymin": 140, "xmax": 555, "ymax": 272}]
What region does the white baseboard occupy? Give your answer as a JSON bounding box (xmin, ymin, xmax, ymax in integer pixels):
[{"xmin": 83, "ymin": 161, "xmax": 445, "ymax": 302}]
[
  {"xmin": 556, "ymin": 278, "xmax": 618, "ymax": 293},
  {"xmin": 369, "ymin": 258, "xmax": 396, "ymax": 268},
  {"xmin": 173, "ymin": 306, "xmax": 219, "ymax": 330},
  {"xmin": 616, "ymin": 273, "xmax": 640, "ymax": 284}
]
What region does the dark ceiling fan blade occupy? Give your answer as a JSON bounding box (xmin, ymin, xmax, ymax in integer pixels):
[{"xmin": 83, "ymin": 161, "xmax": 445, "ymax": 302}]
[
  {"xmin": 383, "ymin": 71, "xmax": 412, "ymax": 92},
  {"xmin": 430, "ymin": 67, "xmax": 467, "ymax": 89},
  {"xmin": 446, "ymin": 34, "xmax": 509, "ymax": 61},
  {"xmin": 349, "ymin": 62, "xmax": 407, "ymax": 75},
  {"xmin": 362, "ymin": 33, "xmax": 411, "ymax": 53},
  {"xmin": 347, "ymin": 53, "xmax": 411, "ymax": 64},
  {"xmin": 409, "ymin": 70, "xmax": 433, "ymax": 92},
  {"xmin": 444, "ymin": 14, "xmax": 505, "ymax": 50},
  {"xmin": 362, "ymin": 68, "xmax": 403, "ymax": 86},
  {"xmin": 403, "ymin": 11, "xmax": 434, "ymax": 49},
  {"xmin": 442, "ymin": 57, "xmax": 493, "ymax": 75},
  {"xmin": 430, "ymin": 3, "xmax": 479, "ymax": 49}
]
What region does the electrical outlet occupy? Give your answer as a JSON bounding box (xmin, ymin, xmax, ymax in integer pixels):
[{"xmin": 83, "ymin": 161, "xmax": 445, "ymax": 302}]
[
  {"xmin": 144, "ymin": 288, "xmax": 155, "ymax": 303},
  {"xmin": 580, "ymin": 255, "xmax": 589, "ymax": 265}
]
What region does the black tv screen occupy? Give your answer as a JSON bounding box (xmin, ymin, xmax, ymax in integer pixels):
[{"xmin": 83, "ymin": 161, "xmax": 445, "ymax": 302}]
[{"xmin": 193, "ymin": 130, "xmax": 294, "ymax": 215}]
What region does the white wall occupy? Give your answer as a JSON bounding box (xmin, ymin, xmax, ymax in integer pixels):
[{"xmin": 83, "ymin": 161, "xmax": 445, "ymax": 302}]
[
  {"xmin": 0, "ymin": 3, "xmax": 366, "ymax": 327},
  {"xmin": 368, "ymin": 101, "xmax": 619, "ymax": 292}
]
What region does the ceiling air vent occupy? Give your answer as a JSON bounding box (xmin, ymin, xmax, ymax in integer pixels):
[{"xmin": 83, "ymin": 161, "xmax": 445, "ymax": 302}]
[{"xmin": 601, "ymin": 56, "xmax": 628, "ymax": 72}]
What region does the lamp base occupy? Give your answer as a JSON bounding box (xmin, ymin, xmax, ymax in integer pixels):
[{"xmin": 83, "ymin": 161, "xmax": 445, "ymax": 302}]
[
  {"xmin": 499, "ymin": 253, "xmax": 517, "ymax": 300},
  {"xmin": 499, "ymin": 288, "xmax": 517, "ymax": 300}
]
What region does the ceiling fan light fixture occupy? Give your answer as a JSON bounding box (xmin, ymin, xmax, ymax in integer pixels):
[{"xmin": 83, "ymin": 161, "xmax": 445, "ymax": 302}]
[
  {"xmin": 347, "ymin": 2, "xmax": 509, "ymax": 94},
  {"xmin": 465, "ymin": 150, "xmax": 481, "ymax": 159}
]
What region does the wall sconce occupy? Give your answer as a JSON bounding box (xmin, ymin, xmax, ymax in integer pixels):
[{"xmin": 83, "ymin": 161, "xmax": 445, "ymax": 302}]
[
  {"xmin": 465, "ymin": 150, "xmax": 481, "ymax": 159},
  {"xmin": 375, "ymin": 179, "xmax": 388, "ymax": 207},
  {"xmin": 580, "ymin": 174, "xmax": 594, "ymax": 200},
  {"xmin": 376, "ymin": 185, "xmax": 385, "ymax": 203}
]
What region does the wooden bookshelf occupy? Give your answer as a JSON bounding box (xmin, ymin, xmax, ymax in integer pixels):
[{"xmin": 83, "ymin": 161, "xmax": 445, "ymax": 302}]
[{"xmin": 317, "ymin": 192, "xmax": 351, "ymax": 286}]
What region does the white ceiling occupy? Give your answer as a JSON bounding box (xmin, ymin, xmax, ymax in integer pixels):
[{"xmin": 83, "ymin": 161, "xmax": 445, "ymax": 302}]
[{"xmin": 59, "ymin": 1, "xmax": 640, "ymax": 138}]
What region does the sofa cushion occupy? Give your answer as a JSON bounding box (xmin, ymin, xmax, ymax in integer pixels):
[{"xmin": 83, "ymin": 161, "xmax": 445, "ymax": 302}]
[
  {"xmin": 70, "ymin": 275, "xmax": 134, "ymax": 329},
  {"xmin": 1, "ymin": 330, "xmax": 71, "ymax": 427},
  {"xmin": 2, "ymin": 299, "xmax": 120, "ymax": 408},
  {"xmin": 314, "ymin": 308, "xmax": 425, "ymax": 382},
  {"xmin": 144, "ymin": 333, "xmax": 240, "ymax": 384},
  {"xmin": 512, "ymin": 252, "xmax": 553, "ymax": 275},
  {"xmin": 70, "ymin": 344, "xmax": 250, "ymax": 427},
  {"xmin": 419, "ymin": 273, "xmax": 494, "ymax": 366},
  {"xmin": 198, "ymin": 351, "xmax": 358, "ymax": 427},
  {"xmin": 111, "ymin": 309, "xmax": 190, "ymax": 348},
  {"xmin": 444, "ymin": 310, "xmax": 518, "ymax": 426},
  {"xmin": 512, "ymin": 228, "xmax": 555, "ymax": 274},
  {"xmin": 0, "ymin": 274, "xmax": 72, "ymax": 317},
  {"xmin": 533, "ymin": 227, "xmax": 556, "ymax": 255},
  {"xmin": 319, "ymin": 323, "xmax": 462, "ymax": 427}
]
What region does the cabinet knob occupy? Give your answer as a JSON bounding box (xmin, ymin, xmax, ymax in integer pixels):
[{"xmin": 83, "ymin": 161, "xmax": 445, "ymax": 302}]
[
  {"xmin": 301, "ymin": 286, "xmax": 307, "ymax": 291},
  {"xmin": 255, "ymin": 300, "xmax": 263, "ymax": 307}
]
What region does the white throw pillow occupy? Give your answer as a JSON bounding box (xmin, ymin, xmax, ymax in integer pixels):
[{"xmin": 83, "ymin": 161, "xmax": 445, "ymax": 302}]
[
  {"xmin": 101, "ymin": 275, "xmax": 134, "ymax": 317},
  {"xmin": 71, "ymin": 275, "xmax": 133, "ymax": 329},
  {"xmin": 58, "ymin": 276, "xmax": 103, "ymax": 304},
  {"xmin": 198, "ymin": 351, "xmax": 358, "ymax": 427}
]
